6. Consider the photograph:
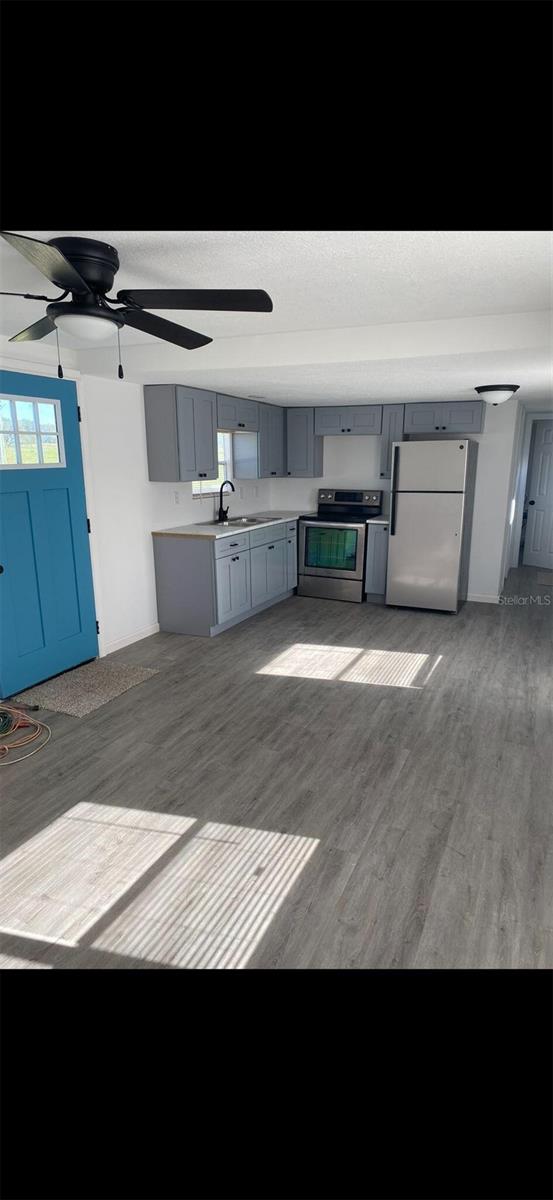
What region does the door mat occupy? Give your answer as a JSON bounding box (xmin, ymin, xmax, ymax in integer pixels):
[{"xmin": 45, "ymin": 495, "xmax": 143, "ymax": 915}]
[{"xmin": 13, "ymin": 660, "xmax": 159, "ymax": 718}]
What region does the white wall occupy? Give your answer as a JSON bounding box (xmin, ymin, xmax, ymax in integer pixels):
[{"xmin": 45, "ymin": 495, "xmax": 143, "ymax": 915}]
[
  {"xmin": 78, "ymin": 375, "xmax": 273, "ymax": 655},
  {"xmin": 270, "ymin": 436, "xmax": 390, "ymax": 516}
]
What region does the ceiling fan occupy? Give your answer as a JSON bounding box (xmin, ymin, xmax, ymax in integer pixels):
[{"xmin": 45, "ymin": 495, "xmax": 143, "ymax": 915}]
[{"xmin": 0, "ymin": 231, "xmax": 273, "ymax": 377}]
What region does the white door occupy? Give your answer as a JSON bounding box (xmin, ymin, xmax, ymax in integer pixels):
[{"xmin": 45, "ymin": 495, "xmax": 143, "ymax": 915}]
[{"xmin": 523, "ymin": 420, "xmax": 553, "ymax": 569}]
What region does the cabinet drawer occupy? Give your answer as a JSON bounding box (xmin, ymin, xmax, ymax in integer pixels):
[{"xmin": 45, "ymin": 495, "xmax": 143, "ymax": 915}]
[
  {"xmin": 213, "ymin": 532, "xmax": 250, "ymax": 558},
  {"xmin": 286, "ymin": 521, "xmax": 297, "ymax": 534},
  {"xmin": 249, "ymin": 522, "xmax": 286, "ymax": 548}
]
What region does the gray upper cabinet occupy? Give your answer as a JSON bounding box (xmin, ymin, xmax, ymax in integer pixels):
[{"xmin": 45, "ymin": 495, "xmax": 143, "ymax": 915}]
[
  {"xmin": 314, "ymin": 405, "xmax": 382, "ymax": 435},
  {"xmin": 403, "ymin": 400, "xmax": 483, "ymax": 435},
  {"xmin": 259, "ymin": 403, "xmax": 284, "ymax": 477},
  {"xmin": 217, "ymin": 394, "xmax": 259, "ymax": 432},
  {"xmin": 286, "ymin": 408, "xmax": 324, "ymax": 477},
  {"xmin": 144, "ymin": 384, "xmax": 218, "ymax": 482},
  {"xmin": 379, "ymin": 404, "xmax": 405, "ymax": 479}
]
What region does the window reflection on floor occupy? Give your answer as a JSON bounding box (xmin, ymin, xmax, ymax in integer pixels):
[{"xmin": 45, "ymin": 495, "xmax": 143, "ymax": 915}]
[
  {"xmin": 94, "ymin": 823, "xmax": 318, "ymax": 969},
  {"xmin": 0, "ymin": 805, "xmax": 318, "ymax": 969},
  {"xmin": 0, "ymin": 803, "xmax": 197, "ymax": 945},
  {"xmin": 257, "ymin": 643, "xmax": 442, "ymax": 688}
]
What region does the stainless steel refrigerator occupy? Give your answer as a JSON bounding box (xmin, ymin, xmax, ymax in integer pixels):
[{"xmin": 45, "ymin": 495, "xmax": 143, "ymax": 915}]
[{"xmin": 385, "ymin": 439, "xmax": 478, "ymax": 612}]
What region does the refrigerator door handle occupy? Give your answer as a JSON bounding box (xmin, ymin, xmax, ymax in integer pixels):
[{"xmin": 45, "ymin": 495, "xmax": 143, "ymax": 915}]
[{"xmin": 390, "ymin": 444, "xmax": 399, "ymax": 535}]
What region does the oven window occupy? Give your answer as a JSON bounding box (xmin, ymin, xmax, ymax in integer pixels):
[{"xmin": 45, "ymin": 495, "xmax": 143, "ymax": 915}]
[{"xmin": 304, "ymin": 526, "xmax": 358, "ymax": 571}]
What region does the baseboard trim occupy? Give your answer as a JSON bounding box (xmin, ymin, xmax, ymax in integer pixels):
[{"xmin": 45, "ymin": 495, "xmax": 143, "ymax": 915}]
[
  {"xmin": 101, "ymin": 623, "xmax": 160, "ymax": 657},
  {"xmin": 467, "ymin": 593, "xmax": 500, "ymax": 604}
]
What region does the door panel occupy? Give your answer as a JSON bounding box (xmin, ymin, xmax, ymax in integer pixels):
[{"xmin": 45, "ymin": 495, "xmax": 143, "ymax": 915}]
[
  {"xmin": 193, "ymin": 392, "xmax": 217, "ymax": 478},
  {"xmin": 176, "ymin": 387, "xmax": 197, "ymax": 480},
  {"xmin": 441, "ymin": 400, "xmax": 483, "ymax": 433},
  {"xmin": 348, "ymin": 406, "xmax": 382, "ymax": 434},
  {"xmin": 286, "ymin": 408, "xmax": 312, "ymax": 475},
  {"xmin": 0, "ymin": 371, "xmax": 97, "ymax": 696},
  {"xmin": 287, "ymin": 536, "xmax": 298, "ymax": 589},
  {"xmin": 393, "ymin": 439, "xmax": 469, "ymax": 492},
  {"xmin": 314, "ymin": 407, "xmax": 343, "ymax": 435},
  {"xmin": 523, "ymin": 420, "xmax": 553, "ymax": 568},
  {"xmin": 403, "ymin": 404, "xmax": 442, "ymax": 433},
  {"xmin": 266, "ymin": 539, "xmax": 287, "ymax": 597},
  {"xmin": 386, "ymin": 492, "xmax": 464, "ymax": 611},
  {"xmin": 251, "ymin": 544, "xmax": 269, "ymax": 606}
]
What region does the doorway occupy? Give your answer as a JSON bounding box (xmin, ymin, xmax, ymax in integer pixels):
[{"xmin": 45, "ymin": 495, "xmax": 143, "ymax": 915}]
[
  {"xmin": 0, "ymin": 369, "xmax": 98, "ymax": 697},
  {"xmin": 520, "ymin": 418, "xmax": 553, "ymax": 569}
]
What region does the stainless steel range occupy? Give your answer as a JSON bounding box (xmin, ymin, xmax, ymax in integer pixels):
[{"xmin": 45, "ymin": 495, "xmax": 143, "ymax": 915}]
[{"xmin": 298, "ymin": 489, "xmax": 382, "ymax": 602}]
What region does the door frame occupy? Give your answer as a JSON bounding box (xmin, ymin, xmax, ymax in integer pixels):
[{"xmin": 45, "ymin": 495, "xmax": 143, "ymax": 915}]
[
  {"xmin": 0, "ymin": 353, "xmax": 105, "ymax": 656},
  {"xmin": 509, "ymin": 409, "xmax": 553, "ymax": 573}
]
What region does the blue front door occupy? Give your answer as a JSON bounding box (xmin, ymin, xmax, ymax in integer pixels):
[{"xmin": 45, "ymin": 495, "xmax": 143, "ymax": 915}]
[{"xmin": 0, "ymin": 370, "xmax": 98, "ymax": 697}]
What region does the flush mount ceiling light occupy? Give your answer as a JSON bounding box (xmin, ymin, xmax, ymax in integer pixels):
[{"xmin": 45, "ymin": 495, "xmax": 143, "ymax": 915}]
[{"xmin": 475, "ymin": 385, "xmax": 520, "ymax": 406}]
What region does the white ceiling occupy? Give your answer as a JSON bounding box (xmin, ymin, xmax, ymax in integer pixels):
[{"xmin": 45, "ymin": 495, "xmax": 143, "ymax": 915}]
[
  {"xmin": 1, "ymin": 230, "xmax": 551, "ymax": 407},
  {"xmin": 1, "ymin": 229, "xmax": 551, "ymax": 344}
]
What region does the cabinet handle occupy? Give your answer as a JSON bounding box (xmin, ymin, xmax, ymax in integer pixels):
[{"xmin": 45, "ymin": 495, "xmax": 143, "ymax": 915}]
[
  {"xmin": 441, "ymin": 426, "xmax": 447, "ymax": 430},
  {"xmin": 268, "ymin": 545, "xmax": 274, "ymax": 550},
  {"xmin": 271, "ymin": 471, "xmax": 276, "ymax": 475},
  {"xmin": 287, "ymin": 471, "xmax": 291, "ymax": 475},
  {"xmin": 238, "ymin": 422, "xmax": 245, "ymax": 428},
  {"xmin": 435, "ymin": 426, "xmax": 440, "ymax": 431},
  {"xmin": 230, "ymin": 542, "xmax": 239, "ymax": 547}
]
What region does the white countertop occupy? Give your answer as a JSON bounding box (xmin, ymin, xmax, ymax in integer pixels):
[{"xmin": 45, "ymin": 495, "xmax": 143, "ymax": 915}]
[{"xmin": 152, "ymin": 510, "xmax": 307, "ymax": 540}]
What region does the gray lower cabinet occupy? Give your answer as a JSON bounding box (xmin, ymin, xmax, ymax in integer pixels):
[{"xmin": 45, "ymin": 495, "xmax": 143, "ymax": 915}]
[
  {"xmin": 215, "ymin": 551, "xmax": 251, "ymax": 623},
  {"xmin": 403, "ymin": 400, "xmax": 483, "ymax": 435},
  {"xmin": 287, "ymin": 535, "xmax": 298, "ymax": 589},
  {"xmin": 217, "ymin": 393, "xmax": 259, "ymax": 432},
  {"xmin": 314, "ymin": 405, "xmax": 382, "ymax": 435},
  {"xmin": 286, "ymin": 408, "xmax": 324, "ymax": 477},
  {"xmin": 144, "ymin": 384, "xmax": 218, "ymax": 482},
  {"xmin": 251, "ymin": 539, "xmax": 287, "ymax": 606},
  {"xmin": 365, "ymin": 524, "xmax": 389, "ymax": 597},
  {"xmin": 379, "ymin": 404, "xmax": 405, "ymax": 479}
]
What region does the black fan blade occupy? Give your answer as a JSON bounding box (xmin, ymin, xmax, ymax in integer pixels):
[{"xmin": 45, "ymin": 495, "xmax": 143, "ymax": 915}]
[
  {"xmin": 1, "ymin": 231, "xmax": 91, "ymax": 293},
  {"xmin": 9, "ymin": 315, "xmax": 56, "ymax": 343},
  {"xmin": 119, "ymin": 308, "xmax": 212, "ymax": 350},
  {"xmin": 116, "ymin": 289, "xmax": 273, "ymax": 313}
]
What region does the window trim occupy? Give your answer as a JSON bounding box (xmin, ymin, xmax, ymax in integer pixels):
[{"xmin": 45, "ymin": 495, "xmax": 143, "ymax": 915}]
[
  {"xmin": 192, "ymin": 431, "xmax": 233, "ymax": 498},
  {"xmin": 0, "ymin": 394, "xmax": 66, "ymax": 469}
]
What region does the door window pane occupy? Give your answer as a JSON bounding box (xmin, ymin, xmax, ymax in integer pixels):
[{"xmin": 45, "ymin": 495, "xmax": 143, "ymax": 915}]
[
  {"xmin": 305, "ymin": 527, "xmax": 359, "ymax": 571},
  {"xmin": 0, "ymin": 433, "xmax": 17, "ymax": 464},
  {"xmin": 15, "ymin": 400, "xmax": 36, "ymax": 432},
  {"xmin": 41, "ymin": 435, "xmax": 60, "ymax": 464},
  {"xmin": 19, "ymin": 434, "xmax": 40, "ymax": 464},
  {"xmin": 37, "ymin": 402, "xmax": 57, "ymax": 433},
  {"xmin": 0, "ymin": 400, "xmax": 13, "ymax": 431}
]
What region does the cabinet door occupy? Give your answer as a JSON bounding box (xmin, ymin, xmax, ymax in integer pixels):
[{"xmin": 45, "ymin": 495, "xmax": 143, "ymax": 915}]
[
  {"xmin": 215, "ymin": 551, "xmax": 251, "ymax": 623},
  {"xmin": 144, "ymin": 385, "xmax": 180, "ymax": 481},
  {"xmin": 251, "ymin": 540, "xmax": 287, "ymax": 605},
  {"xmin": 403, "ymin": 403, "xmax": 443, "ymax": 434},
  {"xmin": 258, "ymin": 403, "xmax": 284, "ymax": 477},
  {"xmin": 440, "ymin": 400, "xmax": 483, "ymax": 433},
  {"xmin": 193, "ymin": 391, "xmax": 218, "ymax": 478},
  {"xmin": 266, "ymin": 538, "xmax": 287, "ymax": 598},
  {"xmin": 269, "ymin": 404, "xmax": 284, "ymax": 475},
  {"xmin": 217, "ymin": 394, "xmax": 258, "ymax": 431},
  {"xmin": 237, "ymin": 398, "xmax": 259, "ymax": 431},
  {"xmin": 347, "ymin": 406, "xmax": 382, "ymax": 434},
  {"xmin": 314, "ymin": 407, "xmax": 344, "ymax": 436},
  {"xmin": 379, "ymin": 404, "xmax": 404, "ymax": 479},
  {"xmin": 286, "ymin": 408, "xmax": 323, "ymax": 477},
  {"xmin": 175, "ymin": 386, "xmax": 198, "ymax": 481},
  {"xmin": 287, "ymin": 535, "xmax": 298, "ymax": 589},
  {"xmin": 365, "ymin": 525, "xmax": 389, "ymax": 595}
]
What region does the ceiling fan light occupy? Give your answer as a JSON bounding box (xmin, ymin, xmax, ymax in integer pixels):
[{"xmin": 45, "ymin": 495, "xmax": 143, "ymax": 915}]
[
  {"xmin": 475, "ymin": 385, "xmax": 520, "ymax": 406},
  {"xmin": 54, "ymin": 313, "xmax": 119, "ymax": 342}
]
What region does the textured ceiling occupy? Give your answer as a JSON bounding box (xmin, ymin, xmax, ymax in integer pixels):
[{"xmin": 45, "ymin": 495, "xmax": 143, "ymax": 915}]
[
  {"xmin": 0, "ymin": 229, "xmax": 551, "ymax": 347},
  {"xmin": 136, "ymin": 348, "xmax": 552, "ymax": 407}
]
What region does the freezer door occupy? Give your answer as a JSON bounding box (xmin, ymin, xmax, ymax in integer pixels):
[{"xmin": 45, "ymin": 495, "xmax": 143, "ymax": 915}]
[
  {"xmin": 386, "ymin": 492, "xmax": 465, "ymax": 611},
  {"xmin": 393, "ymin": 439, "xmax": 469, "ymax": 492}
]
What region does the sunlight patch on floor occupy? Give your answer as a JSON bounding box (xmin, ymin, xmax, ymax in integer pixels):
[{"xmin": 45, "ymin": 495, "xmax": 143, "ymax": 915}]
[
  {"xmin": 93, "ymin": 822, "xmax": 319, "ymax": 969},
  {"xmin": 0, "ymin": 803, "xmax": 196, "ymax": 944},
  {"xmin": 257, "ymin": 643, "xmax": 441, "ymax": 688}
]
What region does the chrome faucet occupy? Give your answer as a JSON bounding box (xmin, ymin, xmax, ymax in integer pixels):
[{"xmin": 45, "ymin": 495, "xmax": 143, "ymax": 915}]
[{"xmin": 218, "ymin": 479, "xmax": 235, "ymax": 523}]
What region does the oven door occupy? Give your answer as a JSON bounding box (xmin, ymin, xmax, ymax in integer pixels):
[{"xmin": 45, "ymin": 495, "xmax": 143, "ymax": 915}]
[{"xmin": 298, "ymin": 521, "xmax": 367, "ymax": 579}]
